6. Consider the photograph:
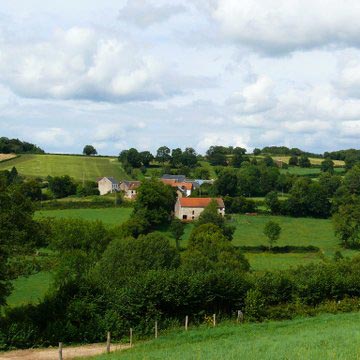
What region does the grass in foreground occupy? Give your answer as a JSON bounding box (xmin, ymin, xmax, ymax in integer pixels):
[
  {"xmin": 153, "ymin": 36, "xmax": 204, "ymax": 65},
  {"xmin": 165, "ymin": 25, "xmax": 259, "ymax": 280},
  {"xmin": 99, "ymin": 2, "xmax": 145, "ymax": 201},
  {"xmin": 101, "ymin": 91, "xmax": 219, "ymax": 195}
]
[
  {"xmin": 6, "ymin": 272, "xmax": 52, "ymax": 308},
  {"xmin": 0, "ymin": 154, "xmax": 128, "ymax": 181},
  {"xmin": 92, "ymin": 312, "xmax": 360, "ymax": 360}
]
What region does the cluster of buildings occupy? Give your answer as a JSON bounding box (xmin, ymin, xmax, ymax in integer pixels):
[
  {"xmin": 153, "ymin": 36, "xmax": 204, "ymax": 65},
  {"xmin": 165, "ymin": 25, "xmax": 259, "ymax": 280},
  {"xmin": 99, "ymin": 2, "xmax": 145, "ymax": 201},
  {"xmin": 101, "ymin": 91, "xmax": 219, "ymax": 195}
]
[{"xmin": 97, "ymin": 174, "xmax": 224, "ymax": 221}]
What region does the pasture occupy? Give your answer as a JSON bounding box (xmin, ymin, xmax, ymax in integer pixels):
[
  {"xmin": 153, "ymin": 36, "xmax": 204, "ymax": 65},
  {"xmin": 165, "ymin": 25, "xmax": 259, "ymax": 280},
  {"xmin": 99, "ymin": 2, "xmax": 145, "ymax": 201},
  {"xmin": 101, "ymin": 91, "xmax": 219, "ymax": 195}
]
[
  {"xmin": 0, "ymin": 154, "xmax": 128, "ymax": 181},
  {"xmin": 35, "ymin": 207, "xmax": 132, "ymax": 226},
  {"xmin": 273, "ymin": 155, "xmax": 345, "ymax": 166},
  {"xmin": 92, "ymin": 312, "xmax": 360, "ymax": 360},
  {"xmin": 35, "ymin": 208, "xmax": 357, "ymax": 271},
  {"xmin": 6, "ymin": 272, "xmax": 52, "ymax": 308}
]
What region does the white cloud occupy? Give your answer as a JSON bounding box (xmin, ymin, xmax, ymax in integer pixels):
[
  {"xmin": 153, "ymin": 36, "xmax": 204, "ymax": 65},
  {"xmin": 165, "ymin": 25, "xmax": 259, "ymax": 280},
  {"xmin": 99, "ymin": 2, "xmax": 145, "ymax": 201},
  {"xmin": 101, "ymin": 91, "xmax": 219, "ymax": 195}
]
[
  {"xmin": 210, "ymin": 0, "xmax": 360, "ymax": 55},
  {"xmin": 0, "ymin": 27, "xmax": 170, "ymax": 102},
  {"xmin": 32, "ymin": 127, "xmax": 74, "ymax": 147},
  {"xmin": 229, "ymin": 76, "xmax": 274, "ymax": 113},
  {"xmin": 118, "ymin": 0, "xmax": 187, "ymax": 28}
]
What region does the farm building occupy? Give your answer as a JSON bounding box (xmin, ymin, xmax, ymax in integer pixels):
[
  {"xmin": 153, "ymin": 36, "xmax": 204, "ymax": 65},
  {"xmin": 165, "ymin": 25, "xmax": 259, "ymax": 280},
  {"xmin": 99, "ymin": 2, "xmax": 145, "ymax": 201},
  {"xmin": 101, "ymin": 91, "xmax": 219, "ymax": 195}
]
[
  {"xmin": 175, "ymin": 197, "xmax": 225, "ymax": 221},
  {"xmin": 161, "ymin": 178, "xmax": 193, "ymax": 197},
  {"xmin": 97, "ymin": 177, "xmax": 119, "ymax": 195},
  {"xmin": 119, "ymin": 180, "xmax": 141, "ymax": 200}
]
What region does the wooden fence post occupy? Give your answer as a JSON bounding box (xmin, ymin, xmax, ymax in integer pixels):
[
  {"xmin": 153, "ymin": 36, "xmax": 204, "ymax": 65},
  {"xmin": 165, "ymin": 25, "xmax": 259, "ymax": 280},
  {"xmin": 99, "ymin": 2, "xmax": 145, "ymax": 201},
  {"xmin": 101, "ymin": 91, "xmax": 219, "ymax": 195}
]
[
  {"xmin": 106, "ymin": 331, "xmax": 111, "ymax": 354},
  {"xmin": 213, "ymin": 314, "xmax": 216, "ymax": 327},
  {"xmin": 237, "ymin": 310, "xmax": 244, "ymax": 323},
  {"xmin": 58, "ymin": 342, "xmax": 63, "ymax": 360},
  {"xmin": 185, "ymin": 315, "xmax": 188, "ymax": 331},
  {"xmin": 155, "ymin": 321, "xmax": 158, "ymax": 339},
  {"xmin": 130, "ymin": 328, "xmax": 133, "ymax": 347}
]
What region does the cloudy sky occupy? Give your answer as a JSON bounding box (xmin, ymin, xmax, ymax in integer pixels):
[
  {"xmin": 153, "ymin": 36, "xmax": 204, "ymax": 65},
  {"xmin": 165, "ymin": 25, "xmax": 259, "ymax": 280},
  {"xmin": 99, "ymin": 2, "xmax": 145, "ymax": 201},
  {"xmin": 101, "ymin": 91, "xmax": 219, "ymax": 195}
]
[{"xmin": 1, "ymin": 0, "xmax": 360, "ymax": 155}]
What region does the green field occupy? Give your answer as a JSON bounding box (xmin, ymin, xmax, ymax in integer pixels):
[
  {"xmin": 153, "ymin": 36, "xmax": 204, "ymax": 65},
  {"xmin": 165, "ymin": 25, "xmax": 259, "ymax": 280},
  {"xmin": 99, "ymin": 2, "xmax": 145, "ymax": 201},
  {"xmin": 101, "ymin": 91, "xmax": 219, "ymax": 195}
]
[
  {"xmin": 0, "ymin": 154, "xmax": 128, "ymax": 181},
  {"xmin": 35, "ymin": 208, "xmax": 357, "ymax": 271},
  {"xmin": 92, "ymin": 312, "xmax": 360, "ymax": 360},
  {"xmin": 35, "ymin": 207, "xmax": 132, "ymax": 226},
  {"xmin": 6, "ymin": 272, "xmax": 52, "ymax": 308},
  {"xmin": 281, "ymin": 166, "xmax": 345, "ymax": 176}
]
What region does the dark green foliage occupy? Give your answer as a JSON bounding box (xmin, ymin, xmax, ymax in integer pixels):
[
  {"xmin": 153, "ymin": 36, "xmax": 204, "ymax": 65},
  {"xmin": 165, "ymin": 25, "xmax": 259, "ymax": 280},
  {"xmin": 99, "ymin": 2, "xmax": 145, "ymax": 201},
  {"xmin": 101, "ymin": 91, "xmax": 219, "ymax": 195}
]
[
  {"xmin": 253, "ymin": 148, "xmax": 261, "ymax": 155},
  {"xmin": 0, "ymin": 137, "xmax": 44, "ymax": 154},
  {"xmin": 213, "ymin": 168, "xmax": 238, "ymax": 196},
  {"xmin": 82, "ymin": 145, "xmax": 97, "ymax": 156},
  {"xmin": 169, "ymin": 218, "xmax": 185, "ymax": 250},
  {"xmin": 321, "ymin": 158, "xmax": 334, "ymax": 174},
  {"xmin": 19, "ymin": 179, "xmax": 43, "ymax": 201},
  {"xmin": 182, "ymin": 224, "xmax": 250, "ymax": 273},
  {"xmin": 299, "ymin": 156, "xmax": 311, "ymax": 168},
  {"xmin": 76, "ymin": 181, "xmax": 99, "ymax": 197},
  {"xmin": 343, "ymin": 165, "xmax": 360, "ymax": 195},
  {"xmin": 96, "ymin": 232, "xmax": 180, "ymax": 287},
  {"xmin": 265, "ymin": 191, "xmax": 281, "ymax": 214},
  {"xmin": 47, "ymin": 175, "xmax": 77, "ymax": 198},
  {"xmin": 195, "ymin": 200, "xmax": 235, "ymax": 240},
  {"xmin": 224, "ymin": 196, "xmax": 256, "ymax": 214},
  {"xmin": 262, "ymin": 156, "xmax": 275, "ymax": 167},
  {"xmin": 324, "ymin": 149, "xmax": 360, "ymax": 169},
  {"xmin": 289, "ymin": 156, "xmax": 298, "ymax": 166},
  {"xmin": 284, "ymin": 178, "xmax": 331, "ymax": 218},
  {"xmin": 206, "ymin": 146, "xmax": 228, "ymax": 166},
  {"xmin": 156, "ymin": 146, "xmax": 171, "ymax": 164},
  {"xmin": 191, "ymin": 167, "xmax": 210, "ymax": 180},
  {"xmin": 139, "ymin": 151, "xmax": 154, "ymax": 167},
  {"xmin": 133, "ymin": 179, "xmax": 177, "ymax": 230},
  {"xmin": 333, "ymin": 200, "xmax": 360, "ymax": 249},
  {"xmin": 318, "ymin": 173, "xmax": 342, "ymax": 197}
]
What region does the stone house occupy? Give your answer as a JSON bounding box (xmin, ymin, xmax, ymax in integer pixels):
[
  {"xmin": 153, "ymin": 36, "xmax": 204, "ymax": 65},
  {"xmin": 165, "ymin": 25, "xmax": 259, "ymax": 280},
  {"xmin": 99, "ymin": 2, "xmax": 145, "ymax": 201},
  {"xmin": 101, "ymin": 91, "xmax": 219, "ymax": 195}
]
[
  {"xmin": 119, "ymin": 180, "xmax": 141, "ymax": 200},
  {"xmin": 174, "ymin": 197, "xmax": 225, "ymax": 221},
  {"xmin": 97, "ymin": 177, "xmax": 119, "ymax": 195}
]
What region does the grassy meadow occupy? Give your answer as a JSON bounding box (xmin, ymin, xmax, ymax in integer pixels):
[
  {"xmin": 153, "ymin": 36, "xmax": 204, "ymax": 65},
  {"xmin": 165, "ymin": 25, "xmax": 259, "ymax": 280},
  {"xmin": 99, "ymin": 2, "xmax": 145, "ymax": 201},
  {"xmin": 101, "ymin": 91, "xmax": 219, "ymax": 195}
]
[
  {"xmin": 92, "ymin": 312, "xmax": 360, "ymax": 360},
  {"xmin": 0, "ymin": 154, "xmax": 128, "ymax": 181},
  {"xmin": 35, "ymin": 207, "xmax": 132, "ymax": 226},
  {"xmin": 34, "ymin": 208, "xmax": 358, "ymax": 271},
  {"xmin": 7, "ymin": 272, "xmax": 52, "ymax": 308}
]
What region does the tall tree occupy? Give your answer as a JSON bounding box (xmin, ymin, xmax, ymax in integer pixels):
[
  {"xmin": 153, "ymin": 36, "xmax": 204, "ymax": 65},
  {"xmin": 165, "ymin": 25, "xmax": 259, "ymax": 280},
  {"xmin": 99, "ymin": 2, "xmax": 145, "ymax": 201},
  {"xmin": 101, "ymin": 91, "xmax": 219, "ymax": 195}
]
[
  {"xmin": 263, "ymin": 221, "xmax": 281, "ymax": 250},
  {"xmin": 156, "ymin": 146, "xmax": 171, "ymax": 165}
]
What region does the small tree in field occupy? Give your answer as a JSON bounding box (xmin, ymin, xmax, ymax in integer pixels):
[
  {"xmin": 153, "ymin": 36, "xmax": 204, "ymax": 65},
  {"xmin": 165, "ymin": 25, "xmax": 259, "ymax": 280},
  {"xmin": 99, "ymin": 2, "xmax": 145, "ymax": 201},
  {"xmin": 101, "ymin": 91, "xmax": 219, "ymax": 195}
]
[
  {"xmin": 170, "ymin": 218, "xmax": 185, "ymax": 250},
  {"xmin": 263, "ymin": 221, "xmax": 281, "ymax": 250},
  {"xmin": 83, "ymin": 145, "xmax": 97, "ymax": 156}
]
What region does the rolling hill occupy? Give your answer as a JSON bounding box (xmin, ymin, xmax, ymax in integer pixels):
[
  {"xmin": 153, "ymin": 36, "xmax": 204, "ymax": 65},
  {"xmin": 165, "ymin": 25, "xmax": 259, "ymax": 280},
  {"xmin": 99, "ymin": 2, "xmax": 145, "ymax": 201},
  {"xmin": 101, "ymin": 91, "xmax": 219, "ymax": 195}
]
[{"xmin": 0, "ymin": 154, "xmax": 129, "ymax": 181}]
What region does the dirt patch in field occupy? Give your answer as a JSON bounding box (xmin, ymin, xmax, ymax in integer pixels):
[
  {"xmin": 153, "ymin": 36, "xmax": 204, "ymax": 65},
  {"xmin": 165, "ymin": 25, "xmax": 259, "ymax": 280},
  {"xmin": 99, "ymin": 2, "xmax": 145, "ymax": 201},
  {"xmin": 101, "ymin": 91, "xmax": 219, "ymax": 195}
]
[
  {"xmin": 0, "ymin": 343, "xmax": 130, "ymax": 360},
  {"xmin": 0, "ymin": 154, "xmax": 16, "ymax": 162}
]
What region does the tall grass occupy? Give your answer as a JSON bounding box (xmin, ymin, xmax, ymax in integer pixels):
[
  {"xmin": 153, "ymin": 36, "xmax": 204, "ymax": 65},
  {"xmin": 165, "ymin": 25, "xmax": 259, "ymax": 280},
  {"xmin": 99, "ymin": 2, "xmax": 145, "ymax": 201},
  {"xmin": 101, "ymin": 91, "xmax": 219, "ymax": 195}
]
[{"xmin": 93, "ymin": 312, "xmax": 360, "ymax": 360}]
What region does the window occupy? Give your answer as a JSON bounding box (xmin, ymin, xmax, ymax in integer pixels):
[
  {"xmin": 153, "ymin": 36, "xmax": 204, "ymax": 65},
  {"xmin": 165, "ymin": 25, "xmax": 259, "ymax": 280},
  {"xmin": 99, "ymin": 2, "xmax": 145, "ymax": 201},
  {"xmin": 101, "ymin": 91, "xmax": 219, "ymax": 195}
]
[
  {"xmin": 192, "ymin": 210, "xmax": 195, "ymax": 215},
  {"xmin": 183, "ymin": 215, "xmax": 187, "ymax": 220},
  {"xmin": 192, "ymin": 216, "xmax": 195, "ymax": 220}
]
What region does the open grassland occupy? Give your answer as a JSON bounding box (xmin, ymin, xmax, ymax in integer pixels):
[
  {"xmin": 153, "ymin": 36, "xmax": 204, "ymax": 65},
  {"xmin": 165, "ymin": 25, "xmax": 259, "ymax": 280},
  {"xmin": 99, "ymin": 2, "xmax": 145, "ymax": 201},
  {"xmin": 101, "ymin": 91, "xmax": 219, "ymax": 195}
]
[
  {"xmin": 6, "ymin": 272, "xmax": 52, "ymax": 308},
  {"xmin": 0, "ymin": 154, "xmax": 128, "ymax": 181},
  {"xmin": 92, "ymin": 312, "xmax": 360, "ymax": 360},
  {"xmin": 0, "ymin": 153, "xmax": 17, "ymax": 162},
  {"xmin": 35, "ymin": 208, "xmax": 357, "ymax": 271},
  {"xmin": 272, "ymin": 155, "xmax": 345, "ymax": 166},
  {"xmin": 281, "ymin": 166, "xmax": 345, "ymax": 176},
  {"xmin": 35, "ymin": 207, "xmax": 132, "ymax": 226}
]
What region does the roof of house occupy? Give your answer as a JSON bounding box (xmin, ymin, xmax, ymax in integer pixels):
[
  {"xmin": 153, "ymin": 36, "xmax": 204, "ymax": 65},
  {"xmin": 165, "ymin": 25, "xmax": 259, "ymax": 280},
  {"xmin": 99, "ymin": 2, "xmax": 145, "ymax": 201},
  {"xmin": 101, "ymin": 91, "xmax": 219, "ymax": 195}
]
[
  {"xmin": 178, "ymin": 197, "xmax": 224, "ymax": 208},
  {"xmin": 161, "ymin": 174, "xmax": 186, "ymax": 182},
  {"xmin": 161, "ymin": 179, "xmax": 193, "ymax": 191},
  {"xmin": 121, "ymin": 181, "xmax": 141, "ymax": 189},
  {"xmin": 98, "ymin": 177, "xmax": 118, "ymax": 185}
]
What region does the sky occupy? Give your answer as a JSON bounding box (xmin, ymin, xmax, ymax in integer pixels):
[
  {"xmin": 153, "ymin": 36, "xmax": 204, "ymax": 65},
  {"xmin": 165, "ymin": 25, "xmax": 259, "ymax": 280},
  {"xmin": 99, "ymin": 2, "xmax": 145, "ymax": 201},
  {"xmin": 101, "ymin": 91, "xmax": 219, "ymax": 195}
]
[{"xmin": 1, "ymin": 0, "xmax": 360, "ymax": 155}]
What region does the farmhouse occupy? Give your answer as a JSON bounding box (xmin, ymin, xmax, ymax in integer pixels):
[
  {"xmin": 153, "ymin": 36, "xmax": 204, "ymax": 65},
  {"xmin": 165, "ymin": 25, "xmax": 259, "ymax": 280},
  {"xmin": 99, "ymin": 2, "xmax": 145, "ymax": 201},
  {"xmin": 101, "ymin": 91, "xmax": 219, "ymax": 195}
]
[
  {"xmin": 97, "ymin": 177, "xmax": 119, "ymax": 195},
  {"xmin": 161, "ymin": 178, "xmax": 193, "ymax": 197},
  {"xmin": 175, "ymin": 197, "xmax": 225, "ymax": 221},
  {"xmin": 119, "ymin": 180, "xmax": 141, "ymax": 200}
]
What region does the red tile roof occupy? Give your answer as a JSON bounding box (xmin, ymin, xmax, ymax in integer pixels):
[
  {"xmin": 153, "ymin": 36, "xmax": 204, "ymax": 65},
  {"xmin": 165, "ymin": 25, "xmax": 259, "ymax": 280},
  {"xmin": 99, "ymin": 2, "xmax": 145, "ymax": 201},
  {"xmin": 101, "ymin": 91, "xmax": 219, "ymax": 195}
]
[
  {"xmin": 178, "ymin": 197, "xmax": 224, "ymax": 208},
  {"xmin": 161, "ymin": 179, "xmax": 193, "ymax": 190}
]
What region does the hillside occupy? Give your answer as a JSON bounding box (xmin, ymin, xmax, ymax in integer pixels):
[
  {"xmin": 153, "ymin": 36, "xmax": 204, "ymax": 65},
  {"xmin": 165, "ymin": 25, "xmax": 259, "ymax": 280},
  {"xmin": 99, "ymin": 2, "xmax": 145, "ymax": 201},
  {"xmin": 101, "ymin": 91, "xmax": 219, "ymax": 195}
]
[
  {"xmin": 0, "ymin": 154, "xmax": 129, "ymax": 181},
  {"xmin": 92, "ymin": 312, "xmax": 360, "ymax": 360}
]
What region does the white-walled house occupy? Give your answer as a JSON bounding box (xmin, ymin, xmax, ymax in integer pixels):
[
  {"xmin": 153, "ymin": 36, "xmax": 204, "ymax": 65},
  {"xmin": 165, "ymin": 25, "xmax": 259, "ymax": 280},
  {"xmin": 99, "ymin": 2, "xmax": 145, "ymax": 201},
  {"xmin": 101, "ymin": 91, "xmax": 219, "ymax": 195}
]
[
  {"xmin": 97, "ymin": 177, "xmax": 119, "ymax": 195},
  {"xmin": 174, "ymin": 197, "xmax": 225, "ymax": 221}
]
